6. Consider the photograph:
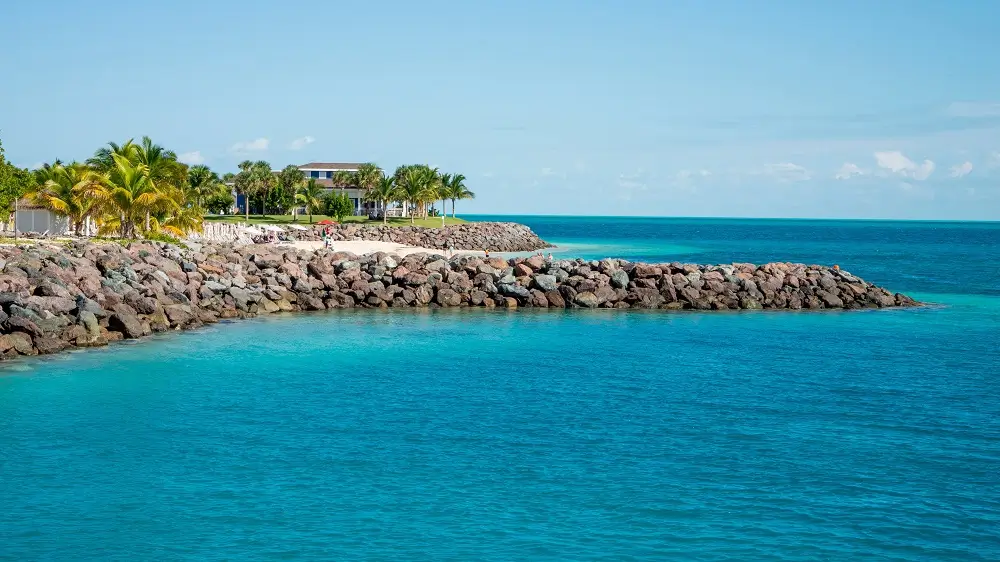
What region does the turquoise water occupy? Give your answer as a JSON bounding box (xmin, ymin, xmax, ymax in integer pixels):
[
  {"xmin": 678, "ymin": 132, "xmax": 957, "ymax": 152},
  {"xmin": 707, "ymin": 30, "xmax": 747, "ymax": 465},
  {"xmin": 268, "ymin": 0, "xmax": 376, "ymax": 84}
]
[{"xmin": 2, "ymin": 218, "xmax": 999, "ymax": 560}]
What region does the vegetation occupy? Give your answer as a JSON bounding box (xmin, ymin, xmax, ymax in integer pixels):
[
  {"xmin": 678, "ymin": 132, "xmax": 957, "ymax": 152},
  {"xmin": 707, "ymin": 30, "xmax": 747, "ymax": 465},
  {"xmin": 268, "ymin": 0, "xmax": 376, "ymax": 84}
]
[
  {"xmin": 1, "ymin": 134, "xmax": 478, "ymax": 239},
  {"xmin": 324, "ymin": 192, "xmax": 354, "ymax": 222},
  {"xmin": 295, "ymin": 179, "xmax": 325, "ymax": 223},
  {"xmin": 3, "ymin": 135, "xmax": 231, "ymax": 239},
  {"xmin": 0, "ymin": 139, "xmax": 35, "ymax": 222}
]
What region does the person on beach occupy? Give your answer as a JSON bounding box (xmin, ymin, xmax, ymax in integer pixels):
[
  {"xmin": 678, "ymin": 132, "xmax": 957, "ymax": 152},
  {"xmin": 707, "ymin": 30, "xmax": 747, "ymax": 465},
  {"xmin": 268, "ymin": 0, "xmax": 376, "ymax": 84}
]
[
  {"xmin": 484, "ymin": 249, "xmax": 490, "ymax": 259},
  {"xmin": 448, "ymin": 243, "xmax": 455, "ymax": 259}
]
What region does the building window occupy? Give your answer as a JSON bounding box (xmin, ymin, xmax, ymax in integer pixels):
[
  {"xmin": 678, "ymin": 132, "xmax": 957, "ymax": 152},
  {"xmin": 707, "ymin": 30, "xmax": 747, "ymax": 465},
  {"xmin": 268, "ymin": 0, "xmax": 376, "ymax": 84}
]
[{"xmin": 310, "ymin": 170, "xmax": 319, "ymax": 178}]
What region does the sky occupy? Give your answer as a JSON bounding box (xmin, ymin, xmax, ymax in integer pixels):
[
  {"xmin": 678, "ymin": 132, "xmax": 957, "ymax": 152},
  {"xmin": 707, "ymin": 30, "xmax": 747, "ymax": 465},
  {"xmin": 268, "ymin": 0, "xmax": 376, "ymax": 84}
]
[{"xmin": 2, "ymin": 0, "xmax": 1000, "ymax": 220}]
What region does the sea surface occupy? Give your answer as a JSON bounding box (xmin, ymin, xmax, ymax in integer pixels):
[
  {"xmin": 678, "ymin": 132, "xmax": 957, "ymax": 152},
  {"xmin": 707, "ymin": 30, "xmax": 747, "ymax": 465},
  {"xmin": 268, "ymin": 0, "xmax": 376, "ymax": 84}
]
[{"xmin": 2, "ymin": 217, "xmax": 998, "ymax": 560}]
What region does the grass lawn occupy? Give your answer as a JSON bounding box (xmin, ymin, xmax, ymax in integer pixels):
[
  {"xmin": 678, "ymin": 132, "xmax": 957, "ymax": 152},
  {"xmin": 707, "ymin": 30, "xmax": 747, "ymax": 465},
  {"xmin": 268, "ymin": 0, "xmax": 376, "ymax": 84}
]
[{"xmin": 203, "ymin": 214, "xmax": 467, "ymax": 228}]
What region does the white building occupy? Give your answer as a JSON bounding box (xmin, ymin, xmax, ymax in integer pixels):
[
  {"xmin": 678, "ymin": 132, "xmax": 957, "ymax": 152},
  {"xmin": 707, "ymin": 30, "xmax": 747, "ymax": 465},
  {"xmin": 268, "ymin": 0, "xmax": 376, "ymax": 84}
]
[{"xmin": 13, "ymin": 199, "xmax": 70, "ymax": 235}]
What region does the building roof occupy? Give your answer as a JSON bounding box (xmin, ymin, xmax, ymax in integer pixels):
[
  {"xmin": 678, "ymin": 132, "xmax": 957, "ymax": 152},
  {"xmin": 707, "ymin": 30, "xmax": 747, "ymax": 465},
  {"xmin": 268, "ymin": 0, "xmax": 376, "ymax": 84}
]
[{"xmin": 298, "ymin": 162, "xmax": 364, "ymax": 170}]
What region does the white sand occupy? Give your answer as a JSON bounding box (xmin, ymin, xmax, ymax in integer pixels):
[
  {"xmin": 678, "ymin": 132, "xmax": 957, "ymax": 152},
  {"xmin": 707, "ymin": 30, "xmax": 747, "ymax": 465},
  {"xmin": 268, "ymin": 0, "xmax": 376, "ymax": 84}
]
[{"xmin": 288, "ymin": 240, "xmax": 484, "ymax": 257}]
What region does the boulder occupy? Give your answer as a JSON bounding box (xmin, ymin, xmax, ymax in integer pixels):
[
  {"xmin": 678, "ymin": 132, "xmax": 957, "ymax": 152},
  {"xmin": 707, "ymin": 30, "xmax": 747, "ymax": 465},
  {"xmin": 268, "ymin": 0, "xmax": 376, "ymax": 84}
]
[{"xmin": 109, "ymin": 304, "xmax": 144, "ymax": 339}]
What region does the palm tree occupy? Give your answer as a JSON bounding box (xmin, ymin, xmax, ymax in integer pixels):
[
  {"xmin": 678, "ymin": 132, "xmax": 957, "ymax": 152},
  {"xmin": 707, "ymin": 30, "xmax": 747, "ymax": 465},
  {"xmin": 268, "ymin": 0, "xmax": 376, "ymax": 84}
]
[
  {"xmin": 295, "ymin": 179, "xmax": 325, "ymax": 223},
  {"xmin": 438, "ymin": 173, "xmax": 451, "ymax": 226},
  {"xmin": 355, "ymin": 163, "xmax": 382, "ymax": 215},
  {"xmin": 442, "ymin": 173, "xmax": 474, "ymax": 218},
  {"xmin": 28, "ymin": 162, "xmax": 101, "ymax": 235},
  {"xmin": 332, "ymin": 170, "xmax": 355, "ymax": 192},
  {"xmin": 364, "ymin": 174, "xmax": 399, "ymax": 224},
  {"xmin": 399, "ymin": 167, "xmax": 435, "ymax": 225},
  {"xmin": 187, "ymin": 165, "xmax": 221, "ymax": 207},
  {"xmin": 234, "ymin": 160, "xmax": 255, "ymax": 220},
  {"xmin": 80, "ymin": 154, "xmax": 171, "ymax": 238},
  {"xmin": 87, "ymin": 139, "xmax": 138, "ymax": 172}
]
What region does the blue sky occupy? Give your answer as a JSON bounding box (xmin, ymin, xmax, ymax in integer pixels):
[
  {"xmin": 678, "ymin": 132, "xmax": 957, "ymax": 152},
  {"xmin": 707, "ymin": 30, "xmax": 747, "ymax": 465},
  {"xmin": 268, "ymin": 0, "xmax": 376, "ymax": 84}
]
[{"xmin": 2, "ymin": 0, "xmax": 999, "ymax": 219}]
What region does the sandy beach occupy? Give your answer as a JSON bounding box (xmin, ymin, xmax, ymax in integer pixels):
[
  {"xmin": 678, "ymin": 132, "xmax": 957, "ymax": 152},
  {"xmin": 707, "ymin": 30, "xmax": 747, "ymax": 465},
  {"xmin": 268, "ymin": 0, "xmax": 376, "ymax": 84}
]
[{"xmin": 288, "ymin": 239, "xmax": 483, "ymax": 257}]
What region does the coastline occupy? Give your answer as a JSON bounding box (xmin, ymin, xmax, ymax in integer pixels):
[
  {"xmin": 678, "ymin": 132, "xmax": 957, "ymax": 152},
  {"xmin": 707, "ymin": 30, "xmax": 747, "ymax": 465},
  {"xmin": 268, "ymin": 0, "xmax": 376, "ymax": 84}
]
[{"xmin": 0, "ymin": 235, "xmax": 919, "ymax": 362}]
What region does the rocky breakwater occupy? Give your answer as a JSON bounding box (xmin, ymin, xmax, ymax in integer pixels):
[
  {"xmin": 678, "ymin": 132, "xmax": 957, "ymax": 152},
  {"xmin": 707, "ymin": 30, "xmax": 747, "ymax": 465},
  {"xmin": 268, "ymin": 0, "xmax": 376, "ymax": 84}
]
[
  {"xmin": 0, "ymin": 241, "xmax": 918, "ymax": 360},
  {"xmin": 314, "ymin": 221, "xmax": 552, "ymax": 252}
]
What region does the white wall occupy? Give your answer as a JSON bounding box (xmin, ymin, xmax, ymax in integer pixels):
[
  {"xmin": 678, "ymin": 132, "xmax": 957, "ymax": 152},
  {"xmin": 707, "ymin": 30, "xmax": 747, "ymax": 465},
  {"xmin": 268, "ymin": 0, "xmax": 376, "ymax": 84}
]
[{"xmin": 15, "ymin": 209, "xmax": 70, "ymax": 235}]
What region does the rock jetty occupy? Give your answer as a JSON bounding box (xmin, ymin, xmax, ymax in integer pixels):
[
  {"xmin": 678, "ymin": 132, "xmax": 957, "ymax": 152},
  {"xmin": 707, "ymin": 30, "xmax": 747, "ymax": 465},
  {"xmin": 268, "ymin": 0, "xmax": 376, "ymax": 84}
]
[
  {"xmin": 305, "ymin": 221, "xmax": 552, "ymax": 252},
  {"xmin": 0, "ymin": 241, "xmax": 918, "ymax": 360}
]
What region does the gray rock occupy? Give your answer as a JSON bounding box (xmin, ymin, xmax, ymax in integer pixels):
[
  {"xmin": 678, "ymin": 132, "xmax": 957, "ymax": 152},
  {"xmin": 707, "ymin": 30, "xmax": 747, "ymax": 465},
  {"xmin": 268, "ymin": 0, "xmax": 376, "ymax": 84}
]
[
  {"xmin": 75, "ymin": 296, "xmax": 108, "ymax": 318},
  {"xmin": 499, "ymin": 283, "xmax": 530, "ymax": 300},
  {"xmin": 532, "ymin": 274, "xmax": 558, "ymax": 292},
  {"xmin": 610, "ymin": 269, "xmax": 630, "ymax": 289}
]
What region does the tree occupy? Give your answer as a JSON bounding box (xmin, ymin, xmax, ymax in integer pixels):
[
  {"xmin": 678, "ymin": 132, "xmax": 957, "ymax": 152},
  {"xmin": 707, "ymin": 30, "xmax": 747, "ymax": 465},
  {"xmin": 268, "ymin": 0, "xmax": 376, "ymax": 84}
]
[
  {"xmin": 442, "ymin": 173, "xmax": 474, "ymax": 218},
  {"xmin": 0, "ymin": 140, "xmax": 34, "ymax": 223},
  {"xmin": 295, "ymin": 178, "xmax": 325, "ymax": 223},
  {"xmin": 87, "ymin": 139, "xmax": 137, "ymax": 172},
  {"xmin": 364, "ymin": 174, "xmax": 399, "ymax": 224},
  {"xmin": 186, "ymin": 165, "xmax": 221, "ymax": 207},
  {"xmin": 28, "ymin": 162, "xmax": 102, "ymax": 235},
  {"xmin": 233, "ymin": 160, "xmax": 273, "ymax": 219},
  {"xmin": 89, "ymin": 137, "xmax": 184, "ymax": 231},
  {"xmin": 397, "ymin": 165, "xmax": 436, "ymax": 225},
  {"xmin": 80, "ymin": 153, "xmax": 176, "ymax": 238},
  {"xmin": 355, "ymin": 163, "xmax": 382, "ymax": 212},
  {"xmin": 332, "ymin": 170, "xmax": 356, "ymax": 192},
  {"xmin": 276, "ymin": 165, "xmax": 305, "ymax": 217},
  {"xmin": 325, "ymin": 191, "xmax": 353, "ymax": 222},
  {"xmin": 438, "ymin": 173, "xmax": 451, "ymax": 226},
  {"xmin": 205, "ymin": 192, "xmax": 235, "ymax": 214}
]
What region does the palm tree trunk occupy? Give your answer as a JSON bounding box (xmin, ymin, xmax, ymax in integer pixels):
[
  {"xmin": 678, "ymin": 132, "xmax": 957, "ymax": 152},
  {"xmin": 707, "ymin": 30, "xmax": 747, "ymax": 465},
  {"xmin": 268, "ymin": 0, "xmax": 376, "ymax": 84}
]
[
  {"xmin": 145, "ymin": 211, "xmax": 150, "ymax": 233},
  {"xmin": 244, "ymin": 192, "xmax": 249, "ymax": 221}
]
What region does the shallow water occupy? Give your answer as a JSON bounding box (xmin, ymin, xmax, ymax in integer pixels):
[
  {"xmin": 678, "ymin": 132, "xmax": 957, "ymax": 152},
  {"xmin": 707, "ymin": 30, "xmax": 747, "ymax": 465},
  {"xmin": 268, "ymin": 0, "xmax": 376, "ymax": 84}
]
[{"xmin": 2, "ymin": 217, "xmax": 999, "ymax": 560}]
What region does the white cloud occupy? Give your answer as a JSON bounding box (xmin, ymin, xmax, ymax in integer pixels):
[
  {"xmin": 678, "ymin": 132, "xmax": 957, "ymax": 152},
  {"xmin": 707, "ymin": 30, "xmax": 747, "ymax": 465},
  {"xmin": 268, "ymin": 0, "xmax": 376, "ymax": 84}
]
[
  {"xmin": 874, "ymin": 151, "xmax": 935, "ymax": 180},
  {"xmin": 945, "ymin": 101, "xmax": 1000, "ymax": 118},
  {"xmin": 834, "ymin": 162, "xmax": 866, "ymax": 180},
  {"xmin": 763, "ymin": 162, "xmax": 811, "ymax": 182},
  {"xmin": 230, "ymin": 138, "xmax": 270, "ymax": 153},
  {"xmin": 289, "ymin": 136, "xmax": 315, "ymax": 150},
  {"xmin": 178, "ymin": 151, "xmax": 205, "ymax": 165},
  {"xmin": 30, "ymin": 162, "xmax": 45, "ymax": 170},
  {"xmin": 949, "ymin": 161, "xmax": 973, "ymax": 178}
]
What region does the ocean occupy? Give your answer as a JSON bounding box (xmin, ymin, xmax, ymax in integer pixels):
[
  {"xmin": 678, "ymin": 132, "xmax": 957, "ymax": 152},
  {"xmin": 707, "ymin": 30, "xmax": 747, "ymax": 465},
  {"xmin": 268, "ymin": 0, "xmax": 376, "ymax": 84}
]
[{"xmin": 1, "ymin": 217, "xmax": 998, "ymax": 560}]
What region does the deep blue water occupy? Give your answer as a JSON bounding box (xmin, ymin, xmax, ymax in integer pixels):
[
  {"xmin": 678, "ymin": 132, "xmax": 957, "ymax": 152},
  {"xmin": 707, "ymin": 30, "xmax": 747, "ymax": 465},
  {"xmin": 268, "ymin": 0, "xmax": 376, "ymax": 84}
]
[{"xmin": 2, "ymin": 217, "xmax": 999, "ymax": 560}]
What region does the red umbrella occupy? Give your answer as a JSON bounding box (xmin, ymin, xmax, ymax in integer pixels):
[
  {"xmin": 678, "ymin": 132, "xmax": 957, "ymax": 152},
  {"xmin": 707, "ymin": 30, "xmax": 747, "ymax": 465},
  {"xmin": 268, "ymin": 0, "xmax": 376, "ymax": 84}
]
[{"xmin": 316, "ymin": 219, "xmax": 335, "ymax": 225}]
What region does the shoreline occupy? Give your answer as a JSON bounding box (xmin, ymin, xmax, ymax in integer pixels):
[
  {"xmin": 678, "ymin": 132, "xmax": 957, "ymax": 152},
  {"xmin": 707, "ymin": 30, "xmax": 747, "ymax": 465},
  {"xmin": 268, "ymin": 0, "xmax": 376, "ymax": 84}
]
[{"xmin": 0, "ymin": 238, "xmax": 920, "ymax": 362}]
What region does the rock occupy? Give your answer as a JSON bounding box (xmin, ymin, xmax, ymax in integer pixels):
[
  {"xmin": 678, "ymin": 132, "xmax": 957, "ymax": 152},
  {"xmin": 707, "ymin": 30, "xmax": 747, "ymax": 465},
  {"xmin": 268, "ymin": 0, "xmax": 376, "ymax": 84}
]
[
  {"xmin": 545, "ymin": 290, "xmax": 566, "ymax": 308},
  {"xmin": 817, "ymin": 290, "xmax": 844, "ymax": 308},
  {"xmin": 436, "ymin": 288, "xmax": 462, "ymax": 307},
  {"xmin": 163, "ymin": 304, "xmax": 194, "ymax": 326},
  {"xmin": 8, "ymin": 332, "xmax": 35, "ymax": 355},
  {"xmin": 75, "ymin": 296, "xmax": 108, "ymax": 318},
  {"xmin": 78, "ymin": 310, "xmax": 101, "ymax": 339},
  {"xmin": 574, "ymin": 292, "xmax": 600, "ymax": 308},
  {"xmin": 109, "ymin": 304, "xmax": 144, "ymax": 339},
  {"xmin": 739, "ymin": 297, "xmax": 763, "ymax": 310},
  {"xmin": 7, "ymin": 316, "xmax": 43, "ymax": 337},
  {"xmin": 498, "ymin": 284, "xmax": 530, "ymax": 300},
  {"xmin": 532, "ymin": 274, "xmax": 558, "ymax": 292},
  {"xmin": 34, "ymin": 336, "xmax": 68, "ymax": 355},
  {"xmin": 610, "ymin": 269, "xmax": 630, "ymax": 289}
]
